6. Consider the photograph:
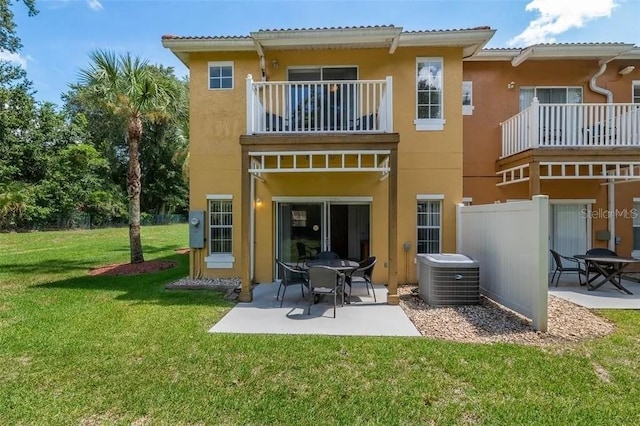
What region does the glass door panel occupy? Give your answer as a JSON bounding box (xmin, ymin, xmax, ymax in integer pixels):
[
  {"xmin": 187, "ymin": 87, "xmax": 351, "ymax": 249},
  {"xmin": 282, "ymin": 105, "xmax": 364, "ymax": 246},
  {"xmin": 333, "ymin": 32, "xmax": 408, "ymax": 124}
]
[
  {"xmin": 550, "ymin": 204, "xmax": 588, "ymax": 271},
  {"xmin": 328, "ymin": 204, "xmax": 370, "ymax": 261},
  {"xmin": 276, "ymin": 203, "xmax": 323, "ymax": 266}
]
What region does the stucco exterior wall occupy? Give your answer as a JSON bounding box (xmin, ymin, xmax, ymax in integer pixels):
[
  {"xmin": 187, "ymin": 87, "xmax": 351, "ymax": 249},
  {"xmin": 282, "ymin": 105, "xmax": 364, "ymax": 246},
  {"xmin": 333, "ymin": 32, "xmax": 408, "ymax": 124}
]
[
  {"xmin": 462, "ymin": 58, "xmax": 640, "ymax": 256},
  {"xmin": 188, "ymin": 46, "xmax": 464, "ymax": 284}
]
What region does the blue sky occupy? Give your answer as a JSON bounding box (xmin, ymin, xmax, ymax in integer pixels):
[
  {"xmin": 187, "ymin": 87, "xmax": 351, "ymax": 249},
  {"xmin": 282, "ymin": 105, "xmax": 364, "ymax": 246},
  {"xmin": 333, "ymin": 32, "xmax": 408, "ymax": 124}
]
[{"xmin": 6, "ymin": 0, "xmax": 640, "ymax": 106}]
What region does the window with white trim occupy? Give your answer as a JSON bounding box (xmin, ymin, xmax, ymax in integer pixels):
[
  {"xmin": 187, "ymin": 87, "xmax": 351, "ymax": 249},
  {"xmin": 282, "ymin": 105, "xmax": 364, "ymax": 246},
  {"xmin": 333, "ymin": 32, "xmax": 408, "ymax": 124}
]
[
  {"xmin": 462, "ymin": 81, "xmax": 473, "ymax": 115},
  {"xmin": 633, "ymin": 81, "xmax": 640, "ymax": 104},
  {"xmin": 209, "ymin": 199, "xmax": 233, "ymax": 254},
  {"xmin": 417, "ymin": 199, "xmax": 442, "ymax": 253},
  {"xmin": 415, "ymin": 57, "xmax": 444, "ymax": 131},
  {"xmin": 208, "ymin": 61, "xmax": 234, "ymax": 90}
]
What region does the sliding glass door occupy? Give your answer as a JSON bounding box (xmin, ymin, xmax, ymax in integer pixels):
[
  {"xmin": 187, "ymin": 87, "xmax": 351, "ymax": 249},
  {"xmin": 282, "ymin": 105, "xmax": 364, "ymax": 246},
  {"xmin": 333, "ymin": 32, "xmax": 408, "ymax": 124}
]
[
  {"xmin": 276, "ymin": 202, "xmax": 323, "ymax": 265},
  {"xmin": 275, "ymin": 199, "xmax": 370, "ymax": 269}
]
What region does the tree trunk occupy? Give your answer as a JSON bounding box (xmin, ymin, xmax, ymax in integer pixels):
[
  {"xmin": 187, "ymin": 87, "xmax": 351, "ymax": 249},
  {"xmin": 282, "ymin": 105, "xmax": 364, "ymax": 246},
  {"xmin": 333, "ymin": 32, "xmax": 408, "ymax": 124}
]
[{"xmin": 127, "ymin": 115, "xmax": 144, "ymax": 264}]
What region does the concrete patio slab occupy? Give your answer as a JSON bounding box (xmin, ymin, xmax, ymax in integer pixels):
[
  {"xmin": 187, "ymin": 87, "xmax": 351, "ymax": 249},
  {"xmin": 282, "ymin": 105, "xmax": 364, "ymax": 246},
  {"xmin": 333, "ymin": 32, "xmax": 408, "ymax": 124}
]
[
  {"xmin": 209, "ymin": 282, "xmax": 421, "ymax": 336},
  {"xmin": 549, "ymin": 274, "xmax": 640, "ymax": 309}
]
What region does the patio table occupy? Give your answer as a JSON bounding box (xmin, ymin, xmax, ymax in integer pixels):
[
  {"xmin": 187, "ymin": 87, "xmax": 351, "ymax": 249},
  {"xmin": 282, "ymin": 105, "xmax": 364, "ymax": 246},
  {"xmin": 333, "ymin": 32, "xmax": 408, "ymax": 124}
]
[
  {"xmin": 574, "ymin": 255, "xmax": 639, "ymax": 295},
  {"xmin": 304, "ymin": 259, "xmax": 359, "ymax": 304},
  {"xmin": 305, "ymin": 258, "xmax": 359, "ymax": 271}
]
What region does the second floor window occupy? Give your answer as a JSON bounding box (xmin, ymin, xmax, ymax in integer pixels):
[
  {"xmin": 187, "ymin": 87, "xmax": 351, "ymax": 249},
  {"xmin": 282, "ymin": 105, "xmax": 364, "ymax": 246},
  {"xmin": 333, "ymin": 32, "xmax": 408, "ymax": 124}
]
[
  {"xmin": 633, "ymin": 81, "xmax": 640, "ymax": 104},
  {"xmin": 415, "ymin": 57, "xmax": 443, "ymax": 131},
  {"xmin": 208, "ymin": 61, "xmax": 233, "ymax": 90}
]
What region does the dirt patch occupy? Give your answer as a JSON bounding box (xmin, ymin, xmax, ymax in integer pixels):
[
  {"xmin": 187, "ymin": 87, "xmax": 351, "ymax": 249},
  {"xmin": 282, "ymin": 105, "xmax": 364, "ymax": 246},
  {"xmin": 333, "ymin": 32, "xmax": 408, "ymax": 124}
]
[{"xmin": 89, "ymin": 260, "xmax": 177, "ymax": 276}]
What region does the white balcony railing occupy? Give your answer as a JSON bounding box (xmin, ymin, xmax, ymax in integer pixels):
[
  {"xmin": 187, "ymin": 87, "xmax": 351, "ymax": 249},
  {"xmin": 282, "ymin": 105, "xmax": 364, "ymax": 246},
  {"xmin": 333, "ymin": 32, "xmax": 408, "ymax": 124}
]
[
  {"xmin": 246, "ymin": 75, "xmax": 393, "ymax": 134},
  {"xmin": 501, "ymin": 98, "xmax": 640, "ymax": 158}
]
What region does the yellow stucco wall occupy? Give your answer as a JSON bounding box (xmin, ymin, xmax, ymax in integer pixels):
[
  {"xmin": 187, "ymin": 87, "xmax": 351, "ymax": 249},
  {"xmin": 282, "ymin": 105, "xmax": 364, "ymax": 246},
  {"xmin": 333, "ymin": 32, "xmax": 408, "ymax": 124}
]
[{"xmin": 188, "ymin": 47, "xmax": 464, "ymax": 284}]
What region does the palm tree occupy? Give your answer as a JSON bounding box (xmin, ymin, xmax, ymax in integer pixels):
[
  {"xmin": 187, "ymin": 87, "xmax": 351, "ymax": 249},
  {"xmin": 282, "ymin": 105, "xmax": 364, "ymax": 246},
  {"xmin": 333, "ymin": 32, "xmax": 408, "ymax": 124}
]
[{"xmin": 79, "ymin": 50, "xmax": 181, "ymax": 263}]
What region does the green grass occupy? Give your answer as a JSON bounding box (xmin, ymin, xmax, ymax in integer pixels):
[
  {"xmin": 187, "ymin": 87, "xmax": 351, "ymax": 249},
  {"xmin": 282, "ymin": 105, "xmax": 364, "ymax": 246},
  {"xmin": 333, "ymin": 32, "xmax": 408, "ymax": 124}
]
[{"xmin": 1, "ymin": 225, "xmax": 640, "ymax": 424}]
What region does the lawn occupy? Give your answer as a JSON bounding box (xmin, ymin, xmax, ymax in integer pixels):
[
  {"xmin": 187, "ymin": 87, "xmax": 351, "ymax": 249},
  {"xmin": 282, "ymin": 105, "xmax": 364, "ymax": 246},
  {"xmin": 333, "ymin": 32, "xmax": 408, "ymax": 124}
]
[{"xmin": 1, "ymin": 225, "xmax": 640, "ymax": 424}]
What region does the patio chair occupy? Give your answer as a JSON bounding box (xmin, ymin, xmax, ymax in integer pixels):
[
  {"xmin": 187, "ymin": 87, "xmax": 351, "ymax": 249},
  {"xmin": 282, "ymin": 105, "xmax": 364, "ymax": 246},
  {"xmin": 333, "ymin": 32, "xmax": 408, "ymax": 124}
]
[
  {"xmin": 584, "ymin": 248, "xmax": 617, "ymax": 283},
  {"xmin": 550, "ymin": 250, "xmax": 585, "ymax": 287},
  {"xmin": 307, "ymin": 265, "xmax": 345, "ymax": 318},
  {"xmin": 276, "ymin": 259, "xmax": 309, "ymax": 307},
  {"xmin": 296, "ymin": 242, "xmax": 313, "ymax": 267},
  {"xmin": 313, "ymin": 251, "xmax": 339, "ymax": 260},
  {"xmin": 345, "ymin": 256, "xmax": 377, "ymax": 302}
]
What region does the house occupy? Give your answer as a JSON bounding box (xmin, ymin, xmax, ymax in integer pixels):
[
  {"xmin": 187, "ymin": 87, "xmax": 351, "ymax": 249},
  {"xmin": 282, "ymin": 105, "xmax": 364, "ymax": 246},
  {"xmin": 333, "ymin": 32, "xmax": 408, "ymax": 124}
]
[
  {"xmin": 162, "ymin": 25, "xmax": 496, "ymax": 302},
  {"xmin": 462, "ymin": 44, "xmax": 640, "ymax": 261}
]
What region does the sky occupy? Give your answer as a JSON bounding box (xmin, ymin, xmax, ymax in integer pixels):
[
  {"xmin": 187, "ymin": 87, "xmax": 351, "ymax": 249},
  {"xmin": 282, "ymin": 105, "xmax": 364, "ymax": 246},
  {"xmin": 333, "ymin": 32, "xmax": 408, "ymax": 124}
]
[{"xmin": 5, "ymin": 0, "xmax": 640, "ymax": 106}]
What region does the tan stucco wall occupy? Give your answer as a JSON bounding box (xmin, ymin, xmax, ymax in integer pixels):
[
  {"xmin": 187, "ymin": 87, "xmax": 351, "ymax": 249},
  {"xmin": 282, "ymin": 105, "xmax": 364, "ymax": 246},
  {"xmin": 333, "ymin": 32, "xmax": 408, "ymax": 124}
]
[
  {"xmin": 462, "ymin": 58, "xmax": 640, "ymax": 256},
  {"xmin": 188, "ymin": 47, "xmax": 464, "ymax": 284}
]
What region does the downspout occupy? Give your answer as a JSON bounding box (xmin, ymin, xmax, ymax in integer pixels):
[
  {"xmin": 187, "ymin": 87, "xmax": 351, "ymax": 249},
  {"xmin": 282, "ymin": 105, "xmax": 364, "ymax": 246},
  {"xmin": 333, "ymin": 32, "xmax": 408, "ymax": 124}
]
[
  {"xmin": 589, "ymin": 62, "xmax": 613, "ymax": 103},
  {"xmin": 608, "ymin": 179, "xmax": 615, "ymax": 252},
  {"xmin": 589, "ymin": 62, "xmax": 615, "ymax": 250}
]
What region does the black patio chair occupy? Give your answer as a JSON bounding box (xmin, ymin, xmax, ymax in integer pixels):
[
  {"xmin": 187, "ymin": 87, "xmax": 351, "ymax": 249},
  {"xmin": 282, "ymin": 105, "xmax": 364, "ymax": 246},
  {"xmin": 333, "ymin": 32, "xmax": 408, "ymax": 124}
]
[
  {"xmin": 275, "ymin": 259, "xmax": 309, "ymax": 307},
  {"xmin": 307, "ymin": 265, "xmax": 345, "ymax": 318},
  {"xmin": 313, "ymin": 251, "xmax": 339, "ymax": 260},
  {"xmin": 584, "ymin": 248, "xmax": 617, "ymax": 283},
  {"xmin": 345, "ymin": 256, "xmax": 377, "ymax": 302},
  {"xmin": 296, "ymin": 242, "xmax": 313, "ymax": 267},
  {"xmin": 550, "ymin": 250, "xmax": 585, "ymax": 287}
]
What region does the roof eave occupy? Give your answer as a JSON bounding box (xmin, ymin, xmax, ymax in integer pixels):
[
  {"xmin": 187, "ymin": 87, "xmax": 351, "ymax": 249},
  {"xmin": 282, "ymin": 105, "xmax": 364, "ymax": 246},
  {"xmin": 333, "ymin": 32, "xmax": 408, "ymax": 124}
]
[
  {"xmin": 251, "ymin": 26, "xmax": 404, "ymax": 49},
  {"xmin": 397, "ymin": 29, "xmax": 496, "ymax": 57},
  {"xmin": 162, "ymin": 38, "xmax": 256, "ymax": 67},
  {"xmin": 511, "ymin": 43, "xmax": 637, "ymax": 66}
]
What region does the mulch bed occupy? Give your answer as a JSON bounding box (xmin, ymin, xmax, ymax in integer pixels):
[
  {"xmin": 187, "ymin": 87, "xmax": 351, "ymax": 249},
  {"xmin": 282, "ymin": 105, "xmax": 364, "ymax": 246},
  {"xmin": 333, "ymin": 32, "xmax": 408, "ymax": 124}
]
[
  {"xmin": 89, "ymin": 260, "xmax": 177, "ymax": 276},
  {"xmin": 88, "ymin": 248, "xmax": 189, "ymax": 276}
]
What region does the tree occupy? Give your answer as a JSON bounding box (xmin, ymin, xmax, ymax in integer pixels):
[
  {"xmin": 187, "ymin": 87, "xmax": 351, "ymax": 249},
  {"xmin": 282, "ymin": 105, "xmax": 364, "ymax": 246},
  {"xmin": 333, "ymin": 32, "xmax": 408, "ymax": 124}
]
[
  {"xmin": 78, "ymin": 50, "xmax": 183, "ymax": 263},
  {"xmin": 0, "ymin": 0, "xmax": 37, "ymax": 54}
]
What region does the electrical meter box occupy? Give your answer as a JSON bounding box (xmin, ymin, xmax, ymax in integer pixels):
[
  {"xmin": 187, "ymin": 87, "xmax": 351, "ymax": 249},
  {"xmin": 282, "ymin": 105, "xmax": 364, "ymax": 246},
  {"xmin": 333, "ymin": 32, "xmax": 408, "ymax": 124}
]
[{"xmin": 188, "ymin": 210, "xmax": 205, "ymax": 248}]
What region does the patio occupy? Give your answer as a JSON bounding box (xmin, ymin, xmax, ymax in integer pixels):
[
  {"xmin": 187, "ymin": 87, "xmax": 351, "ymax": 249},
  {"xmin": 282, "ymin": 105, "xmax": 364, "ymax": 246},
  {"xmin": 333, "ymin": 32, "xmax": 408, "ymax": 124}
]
[
  {"xmin": 209, "ymin": 282, "xmax": 421, "ymax": 336},
  {"xmin": 548, "ymin": 274, "xmax": 640, "ymax": 309}
]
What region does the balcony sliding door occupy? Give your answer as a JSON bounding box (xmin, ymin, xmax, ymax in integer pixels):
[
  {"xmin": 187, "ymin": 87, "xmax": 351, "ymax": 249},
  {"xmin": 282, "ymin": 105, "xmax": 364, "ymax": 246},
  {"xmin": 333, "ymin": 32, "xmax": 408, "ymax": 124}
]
[
  {"xmin": 520, "ymin": 87, "xmax": 582, "ymax": 145},
  {"xmin": 288, "ymin": 67, "xmax": 357, "ymax": 131}
]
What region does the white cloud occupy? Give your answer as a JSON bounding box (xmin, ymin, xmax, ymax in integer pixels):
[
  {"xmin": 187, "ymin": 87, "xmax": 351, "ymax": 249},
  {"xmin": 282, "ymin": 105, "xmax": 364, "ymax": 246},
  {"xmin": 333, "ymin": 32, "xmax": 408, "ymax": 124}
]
[
  {"xmin": 509, "ymin": 0, "xmax": 618, "ymax": 46},
  {"xmin": 87, "ymin": 0, "xmax": 103, "ymax": 11},
  {"xmin": 0, "ymin": 50, "xmax": 29, "ymax": 68}
]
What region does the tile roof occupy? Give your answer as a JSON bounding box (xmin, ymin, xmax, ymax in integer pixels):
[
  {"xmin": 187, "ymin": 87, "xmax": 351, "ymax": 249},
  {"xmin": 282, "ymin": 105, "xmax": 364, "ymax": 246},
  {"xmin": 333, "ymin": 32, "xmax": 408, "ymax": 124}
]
[{"xmin": 162, "ymin": 25, "xmax": 494, "ymax": 41}]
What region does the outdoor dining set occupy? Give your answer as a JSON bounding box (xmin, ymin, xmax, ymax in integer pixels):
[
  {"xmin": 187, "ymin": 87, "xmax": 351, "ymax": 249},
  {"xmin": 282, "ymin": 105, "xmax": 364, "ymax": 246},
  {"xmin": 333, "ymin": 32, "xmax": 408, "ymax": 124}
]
[
  {"xmin": 550, "ymin": 248, "xmax": 640, "ymax": 295},
  {"xmin": 275, "ymin": 249, "xmax": 377, "ymax": 318}
]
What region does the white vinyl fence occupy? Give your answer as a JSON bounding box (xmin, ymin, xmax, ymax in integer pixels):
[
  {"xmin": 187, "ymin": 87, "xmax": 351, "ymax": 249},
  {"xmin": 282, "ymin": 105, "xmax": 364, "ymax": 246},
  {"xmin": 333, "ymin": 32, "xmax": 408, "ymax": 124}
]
[{"xmin": 456, "ymin": 195, "xmax": 549, "ymax": 331}]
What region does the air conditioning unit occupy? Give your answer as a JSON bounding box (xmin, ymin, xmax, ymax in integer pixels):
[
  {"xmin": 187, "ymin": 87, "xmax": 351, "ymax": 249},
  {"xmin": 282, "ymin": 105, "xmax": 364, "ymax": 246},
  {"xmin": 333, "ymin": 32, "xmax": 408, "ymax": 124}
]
[{"xmin": 417, "ymin": 253, "xmax": 480, "ymax": 306}]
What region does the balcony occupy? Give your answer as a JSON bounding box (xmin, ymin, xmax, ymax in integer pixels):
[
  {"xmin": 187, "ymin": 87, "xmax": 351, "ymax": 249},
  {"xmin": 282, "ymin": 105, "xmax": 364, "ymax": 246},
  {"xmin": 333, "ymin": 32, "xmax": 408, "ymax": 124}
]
[
  {"xmin": 501, "ymin": 99, "xmax": 640, "ymax": 158},
  {"xmin": 245, "ymin": 75, "xmax": 393, "ymax": 135}
]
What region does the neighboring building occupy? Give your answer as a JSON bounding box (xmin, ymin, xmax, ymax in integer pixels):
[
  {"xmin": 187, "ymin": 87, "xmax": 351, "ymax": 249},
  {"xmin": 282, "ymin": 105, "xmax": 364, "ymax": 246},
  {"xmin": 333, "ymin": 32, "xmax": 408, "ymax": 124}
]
[
  {"xmin": 463, "ymin": 44, "xmax": 640, "ymax": 261},
  {"xmin": 163, "ymin": 25, "xmax": 496, "ymax": 302}
]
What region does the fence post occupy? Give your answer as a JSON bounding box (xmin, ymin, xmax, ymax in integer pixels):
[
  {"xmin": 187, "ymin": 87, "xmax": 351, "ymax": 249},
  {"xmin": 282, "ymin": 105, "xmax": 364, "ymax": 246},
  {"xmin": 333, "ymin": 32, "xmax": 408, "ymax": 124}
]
[{"xmin": 531, "ymin": 194, "xmax": 548, "ymax": 332}]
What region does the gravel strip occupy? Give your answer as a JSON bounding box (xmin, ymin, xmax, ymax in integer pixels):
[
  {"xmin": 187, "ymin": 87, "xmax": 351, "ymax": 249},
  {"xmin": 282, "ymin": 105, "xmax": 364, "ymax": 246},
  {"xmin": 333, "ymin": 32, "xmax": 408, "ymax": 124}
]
[
  {"xmin": 398, "ymin": 286, "xmax": 615, "ymax": 346},
  {"xmin": 165, "ymin": 277, "xmax": 241, "ymax": 291}
]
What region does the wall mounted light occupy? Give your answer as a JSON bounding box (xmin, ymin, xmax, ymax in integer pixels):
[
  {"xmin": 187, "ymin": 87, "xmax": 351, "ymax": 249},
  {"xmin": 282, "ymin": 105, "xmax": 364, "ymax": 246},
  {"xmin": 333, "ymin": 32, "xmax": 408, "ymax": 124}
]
[
  {"xmin": 271, "ymin": 59, "xmax": 279, "ymax": 69},
  {"xmin": 507, "ymin": 81, "xmax": 515, "ymax": 89},
  {"xmin": 618, "ymin": 65, "xmax": 635, "ymax": 75},
  {"xmin": 255, "ymin": 197, "xmax": 263, "ymax": 207}
]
